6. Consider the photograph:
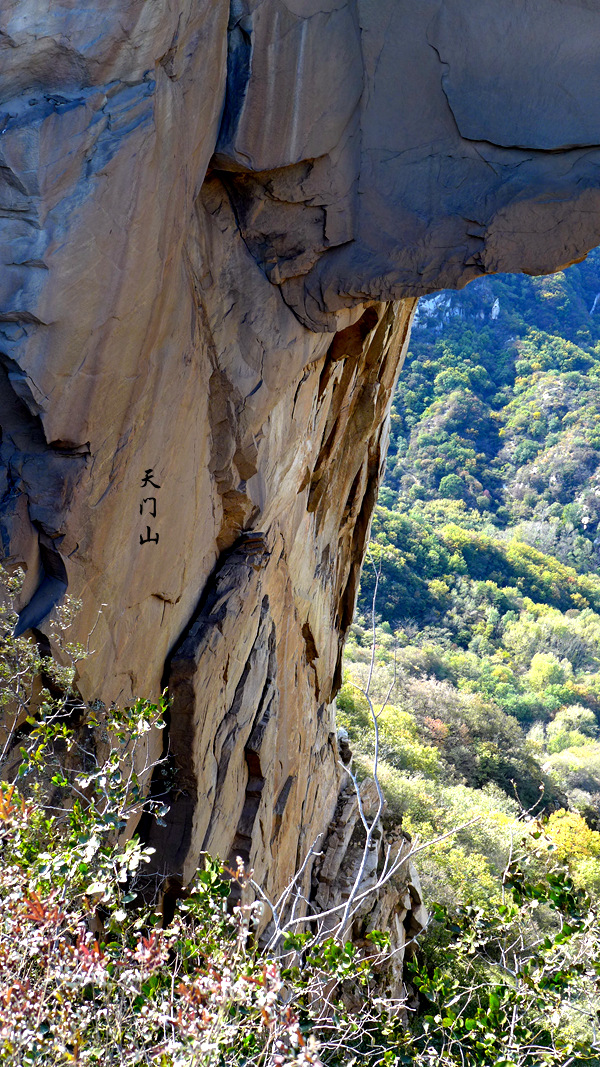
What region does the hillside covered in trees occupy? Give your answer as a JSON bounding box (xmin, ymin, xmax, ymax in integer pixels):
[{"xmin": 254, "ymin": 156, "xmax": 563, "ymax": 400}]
[{"xmin": 342, "ymin": 252, "xmax": 600, "ymax": 911}]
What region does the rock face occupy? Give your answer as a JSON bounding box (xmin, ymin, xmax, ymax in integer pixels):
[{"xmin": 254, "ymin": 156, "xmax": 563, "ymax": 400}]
[
  {"xmin": 312, "ymin": 777, "xmax": 428, "ymax": 997},
  {"xmin": 2, "ymin": 0, "xmax": 600, "ymax": 908}
]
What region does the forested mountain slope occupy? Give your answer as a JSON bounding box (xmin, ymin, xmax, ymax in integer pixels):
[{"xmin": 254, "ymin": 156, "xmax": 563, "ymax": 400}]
[{"xmin": 341, "ymin": 252, "xmax": 600, "ymax": 916}]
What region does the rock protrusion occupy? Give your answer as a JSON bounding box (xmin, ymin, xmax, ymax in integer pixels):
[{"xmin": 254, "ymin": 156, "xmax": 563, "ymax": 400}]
[{"xmin": 312, "ymin": 777, "xmax": 427, "ymax": 997}]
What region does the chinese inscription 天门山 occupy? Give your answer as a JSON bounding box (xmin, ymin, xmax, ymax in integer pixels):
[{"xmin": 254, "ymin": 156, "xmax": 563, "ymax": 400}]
[{"xmin": 139, "ymin": 469, "xmax": 161, "ymax": 544}]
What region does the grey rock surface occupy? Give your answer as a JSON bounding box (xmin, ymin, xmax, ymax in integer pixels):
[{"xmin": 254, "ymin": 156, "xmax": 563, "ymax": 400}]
[
  {"xmin": 312, "ymin": 777, "xmax": 427, "ymax": 1000},
  {"xmin": 219, "ymin": 0, "xmax": 600, "ymax": 327},
  {"xmin": 1, "ymin": 0, "xmax": 600, "ymax": 912}
]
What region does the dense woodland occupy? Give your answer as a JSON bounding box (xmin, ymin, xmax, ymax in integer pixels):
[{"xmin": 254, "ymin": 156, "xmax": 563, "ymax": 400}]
[{"xmin": 340, "ymin": 254, "xmax": 600, "ymax": 1053}]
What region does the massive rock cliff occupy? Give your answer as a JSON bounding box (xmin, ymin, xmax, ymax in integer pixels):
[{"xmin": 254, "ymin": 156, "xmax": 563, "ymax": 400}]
[{"xmin": 2, "ymin": 0, "xmax": 600, "ymax": 905}]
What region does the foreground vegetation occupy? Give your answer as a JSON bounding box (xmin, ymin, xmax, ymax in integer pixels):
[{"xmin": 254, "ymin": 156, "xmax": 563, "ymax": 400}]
[
  {"xmin": 0, "ymin": 588, "xmax": 599, "ymax": 1061},
  {"xmin": 2, "ymin": 749, "xmax": 599, "ymax": 1066},
  {"xmin": 0, "ymin": 572, "xmax": 597, "ymax": 1064}
]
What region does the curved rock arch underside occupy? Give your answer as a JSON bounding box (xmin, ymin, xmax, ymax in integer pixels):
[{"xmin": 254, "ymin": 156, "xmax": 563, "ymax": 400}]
[{"xmin": 2, "ymin": 0, "xmax": 600, "ymax": 935}]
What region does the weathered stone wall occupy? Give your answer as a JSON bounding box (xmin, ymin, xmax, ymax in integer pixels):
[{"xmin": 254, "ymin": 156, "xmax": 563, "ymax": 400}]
[
  {"xmin": 140, "ymin": 204, "xmax": 416, "ymax": 891},
  {"xmin": 2, "ymin": 0, "xmax": 600, "ymax": 906}
]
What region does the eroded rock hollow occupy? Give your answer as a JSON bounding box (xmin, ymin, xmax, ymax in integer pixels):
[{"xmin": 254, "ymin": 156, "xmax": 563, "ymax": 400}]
[{"xmin": 2, "ymin": 0, "xmax": 600, "ymax": 912}]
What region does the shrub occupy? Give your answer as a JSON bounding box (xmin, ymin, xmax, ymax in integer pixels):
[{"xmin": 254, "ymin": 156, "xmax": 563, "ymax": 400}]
[
  {"xmin": 545, "ymin": 809, "xmax": 600, "ymax": 863},
  {"xmin": 526, "ymin": 651, "xmax": 571, "ymax": 690},
  {"xmin": 439, "ymin": 473, "xmax": 466, "ymax": 500},
  {"xmin": 549, "ymin": 704, "xmax": 598, "ymax": 738},
  {"xmin": 544, "ymin": 742, "xmax": 600, "ymax": 795}
]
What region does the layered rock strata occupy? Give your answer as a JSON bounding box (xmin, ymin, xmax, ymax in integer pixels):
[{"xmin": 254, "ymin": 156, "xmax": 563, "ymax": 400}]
[
  {"xmin": 1, "ymin": 0, "xmax": 600, "ymax": 910},
  {"xmin": 312, "ymin": 777, "xmax": 428, "ymax": 998}
]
